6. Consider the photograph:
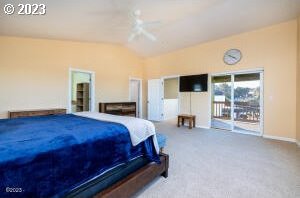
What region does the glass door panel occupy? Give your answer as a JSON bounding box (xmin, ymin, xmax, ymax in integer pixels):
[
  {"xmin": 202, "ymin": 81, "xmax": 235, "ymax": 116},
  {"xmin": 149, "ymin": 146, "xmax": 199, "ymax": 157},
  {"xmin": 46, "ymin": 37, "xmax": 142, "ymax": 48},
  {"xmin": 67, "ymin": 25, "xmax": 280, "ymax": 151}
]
[
  {"xmin": 233, "ymin": 73, "xmax": 261, "ymax": 134},
  {"xmin": 211, "ymin": 75, "xmax": 232, "ymax": 130}
]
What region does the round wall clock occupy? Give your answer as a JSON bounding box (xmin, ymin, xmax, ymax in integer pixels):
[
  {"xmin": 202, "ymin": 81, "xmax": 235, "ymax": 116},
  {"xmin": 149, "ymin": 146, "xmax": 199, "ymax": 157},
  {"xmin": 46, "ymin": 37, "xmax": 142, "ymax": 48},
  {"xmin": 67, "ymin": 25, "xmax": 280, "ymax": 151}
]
[{"xmin": 223, "ymin": 49, "xmax": 242, "ymax": 65}]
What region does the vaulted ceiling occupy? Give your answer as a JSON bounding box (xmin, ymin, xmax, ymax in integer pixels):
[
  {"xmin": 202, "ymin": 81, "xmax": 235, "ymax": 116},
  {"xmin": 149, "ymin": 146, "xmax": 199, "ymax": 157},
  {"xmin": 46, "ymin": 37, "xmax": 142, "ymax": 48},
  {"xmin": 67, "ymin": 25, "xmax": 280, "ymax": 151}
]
[{"xmin": 1, "ymin": 0, "xmax": 300, "ymax": 57}]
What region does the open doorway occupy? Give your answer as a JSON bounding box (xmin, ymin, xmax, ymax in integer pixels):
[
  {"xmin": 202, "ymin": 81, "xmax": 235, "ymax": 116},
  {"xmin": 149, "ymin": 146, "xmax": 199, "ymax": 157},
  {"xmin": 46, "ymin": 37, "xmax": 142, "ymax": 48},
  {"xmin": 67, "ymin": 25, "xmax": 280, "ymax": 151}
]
[
  {"xmin": 163, "ymin": 76, "xmax": 179, "ymax": 120},
  {"xmin": 69, "ymin": 69, "xmax": 95, "ymax": 113},
  {"xmin": 129, "ymin": 78, "xmax": 142, "ymax": 118}
]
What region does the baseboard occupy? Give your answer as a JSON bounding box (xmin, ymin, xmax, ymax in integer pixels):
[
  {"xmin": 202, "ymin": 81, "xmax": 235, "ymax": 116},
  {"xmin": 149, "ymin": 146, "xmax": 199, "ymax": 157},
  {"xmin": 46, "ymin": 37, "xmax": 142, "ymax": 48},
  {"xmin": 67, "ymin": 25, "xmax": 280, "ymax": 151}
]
[
  {"xmin": 263, "ymin": 135, "xmax": 296, "ymax": 143},
  {"xmin": 182, "ymin": 123, "xmax": 210, "ymax": 129},
  {"xmin": 164, "ymin": 116, "xmax": 178, "ymax": 121},
  {"xmin": 195, "ymin": 125, "xmax": 210, "ymax": 129}
]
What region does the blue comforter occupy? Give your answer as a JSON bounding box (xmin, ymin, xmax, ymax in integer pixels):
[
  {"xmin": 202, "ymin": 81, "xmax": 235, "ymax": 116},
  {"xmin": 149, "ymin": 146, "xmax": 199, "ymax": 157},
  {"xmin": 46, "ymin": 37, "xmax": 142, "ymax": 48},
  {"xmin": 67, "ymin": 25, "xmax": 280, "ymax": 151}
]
[{"xmin": 0, "ymin": 114, "xmax": 159, "ymax": 198}]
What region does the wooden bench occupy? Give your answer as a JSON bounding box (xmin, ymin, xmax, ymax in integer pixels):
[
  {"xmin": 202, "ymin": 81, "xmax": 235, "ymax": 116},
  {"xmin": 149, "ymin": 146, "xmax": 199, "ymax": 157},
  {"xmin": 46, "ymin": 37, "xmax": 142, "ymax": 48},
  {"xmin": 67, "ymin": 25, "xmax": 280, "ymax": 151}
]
[{"xmin": 177, "ymin": 114, "xmax": 196, "ymax": 129}]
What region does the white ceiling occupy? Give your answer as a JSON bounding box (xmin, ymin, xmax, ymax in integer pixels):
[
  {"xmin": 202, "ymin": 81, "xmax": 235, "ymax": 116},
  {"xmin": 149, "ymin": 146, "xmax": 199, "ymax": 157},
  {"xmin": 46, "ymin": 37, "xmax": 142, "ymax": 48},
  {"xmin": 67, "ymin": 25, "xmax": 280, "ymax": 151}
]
[{"xmin": 1, "ymin": 0, "xmax": 300, "ymax": 57}]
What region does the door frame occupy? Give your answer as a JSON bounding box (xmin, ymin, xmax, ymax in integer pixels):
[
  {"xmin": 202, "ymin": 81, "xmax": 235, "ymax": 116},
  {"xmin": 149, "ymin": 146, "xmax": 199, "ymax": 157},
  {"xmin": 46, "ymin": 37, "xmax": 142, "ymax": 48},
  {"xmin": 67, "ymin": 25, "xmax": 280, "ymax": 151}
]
[
  {"xmin": 129, "ymin": 77, "xmax": 143, "ymax": 118},
  {"xmin": 161, "ymin": 75, "xmax": 180, "ymax": 120},
  {"xmin": 210, "ymin": 68, "xmax": 264, "ymax": 136},
  {"xmin": 68, "ymin": 68, "xmax": 95, "ymax": 113}
]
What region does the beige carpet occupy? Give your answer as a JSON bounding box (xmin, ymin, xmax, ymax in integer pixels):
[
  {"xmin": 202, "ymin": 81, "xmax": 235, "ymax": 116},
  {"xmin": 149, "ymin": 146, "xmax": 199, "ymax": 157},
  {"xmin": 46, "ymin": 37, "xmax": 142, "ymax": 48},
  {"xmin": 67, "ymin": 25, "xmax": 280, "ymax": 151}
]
[{"xmin": 135, "ymin": 120, "xmax": 300, "ymax": 198}]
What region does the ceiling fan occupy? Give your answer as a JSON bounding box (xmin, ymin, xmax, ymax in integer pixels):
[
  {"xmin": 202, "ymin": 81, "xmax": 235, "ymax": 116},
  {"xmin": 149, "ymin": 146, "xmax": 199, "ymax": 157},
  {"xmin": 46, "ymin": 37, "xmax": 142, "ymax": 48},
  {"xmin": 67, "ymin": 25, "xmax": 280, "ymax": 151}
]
[{"xmin": 128, "ymin": 10, "xmax": 160, "ymax": 42}]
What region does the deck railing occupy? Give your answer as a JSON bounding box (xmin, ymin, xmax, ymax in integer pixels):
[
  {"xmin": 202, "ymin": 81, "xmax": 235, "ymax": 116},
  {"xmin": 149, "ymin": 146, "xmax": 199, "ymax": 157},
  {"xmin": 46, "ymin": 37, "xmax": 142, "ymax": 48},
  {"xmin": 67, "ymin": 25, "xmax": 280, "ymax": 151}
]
[{"xmin": 213, "ymin": 101, "xmax": 260, "ymax": 123}]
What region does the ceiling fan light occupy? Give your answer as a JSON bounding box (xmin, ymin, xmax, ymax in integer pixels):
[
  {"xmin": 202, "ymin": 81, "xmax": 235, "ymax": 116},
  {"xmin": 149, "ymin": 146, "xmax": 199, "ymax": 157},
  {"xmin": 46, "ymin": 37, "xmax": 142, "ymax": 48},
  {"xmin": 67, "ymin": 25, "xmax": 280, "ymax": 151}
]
[{"xmin": 134, "ymin": 9, "xmax": 141, "ymax": 16}]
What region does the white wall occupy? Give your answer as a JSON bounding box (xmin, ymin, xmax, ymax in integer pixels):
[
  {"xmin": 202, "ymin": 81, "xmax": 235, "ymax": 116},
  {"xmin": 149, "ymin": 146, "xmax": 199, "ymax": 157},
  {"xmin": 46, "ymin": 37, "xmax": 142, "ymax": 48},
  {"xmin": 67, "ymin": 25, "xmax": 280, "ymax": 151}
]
[
  {"xmin": 163, "ymin": 77, "xmax": 179, "ymax": 120},
  {"xmin": 163, "ymin": 99, "xmax": 179, "ymax": 120},
  {"xmin": 179, "ymin": 92, "xmax": 210, "ymax": 128}
]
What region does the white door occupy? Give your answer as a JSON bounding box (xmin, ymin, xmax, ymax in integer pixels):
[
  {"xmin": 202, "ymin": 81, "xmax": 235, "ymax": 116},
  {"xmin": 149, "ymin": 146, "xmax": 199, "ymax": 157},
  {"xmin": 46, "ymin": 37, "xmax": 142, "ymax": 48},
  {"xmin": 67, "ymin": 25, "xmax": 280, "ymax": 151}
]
[
  {"xmin": 129, "ymin": 79, "xmax": 141, "ymax": 117},
  {"xmin": 148, "ymin": 79, "xmax": 163, "ymax": 121}
]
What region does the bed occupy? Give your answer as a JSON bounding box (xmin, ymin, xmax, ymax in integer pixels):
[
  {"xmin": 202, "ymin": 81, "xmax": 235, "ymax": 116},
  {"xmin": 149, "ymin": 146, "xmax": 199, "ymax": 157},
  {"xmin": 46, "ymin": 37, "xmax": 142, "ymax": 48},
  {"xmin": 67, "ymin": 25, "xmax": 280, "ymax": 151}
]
[{"xmin": 0, "ymin": 111, "xmax": 168, "ymax": 198}]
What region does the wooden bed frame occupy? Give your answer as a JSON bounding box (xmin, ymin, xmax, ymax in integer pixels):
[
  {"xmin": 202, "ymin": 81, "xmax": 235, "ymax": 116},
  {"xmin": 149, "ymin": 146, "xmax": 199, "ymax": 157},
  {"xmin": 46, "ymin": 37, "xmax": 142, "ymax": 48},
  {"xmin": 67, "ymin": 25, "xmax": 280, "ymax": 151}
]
[
  {"xmin": 98, "ymin": 153, "xmax": 169, "ymax": 198},
  {"xmin": 8, "ymin": 109, "xmax": 169, "ymax": 198}
]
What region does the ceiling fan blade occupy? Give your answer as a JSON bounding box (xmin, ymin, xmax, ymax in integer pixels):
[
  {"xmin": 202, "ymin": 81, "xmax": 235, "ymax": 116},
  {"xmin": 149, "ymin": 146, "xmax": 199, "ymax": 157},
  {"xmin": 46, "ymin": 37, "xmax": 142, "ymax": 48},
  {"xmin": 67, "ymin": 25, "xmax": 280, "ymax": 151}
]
[
  {"xmin": 128, "ymin": 32, "xmax": 138, "ymax": 42},
  {"xmin": 141, "ymin": 21, "xmax": 161, "ymax": 28},
  {"xmin": 140, "ymin": 29, "xmax": 157, "ymax": 41},
  {"xmin": 128, "ymin": 10, "xmax": 159, "ymax": 42}
]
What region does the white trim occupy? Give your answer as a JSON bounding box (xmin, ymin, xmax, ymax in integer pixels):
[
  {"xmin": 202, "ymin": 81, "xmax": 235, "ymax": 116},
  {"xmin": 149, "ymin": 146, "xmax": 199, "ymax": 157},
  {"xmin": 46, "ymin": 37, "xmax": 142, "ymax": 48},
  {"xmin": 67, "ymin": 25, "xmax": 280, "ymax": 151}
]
[
  {"xmin": 161, "ymin": 75, "xmax": 180, "ymax": 80},
  {"xmin": 263, "ymin": 135, "xmax": 296, "ymax": 143},
  {"xmin": 212, "ymin": 68, "xmax": 264, "ymax": 76},
  {"xmin": 211, "ymin": 127, "xmax": 262, "ymax": 136},
  {"xmin": 183, "ymin": 123, "xmax": 210, "ymax": 129},
  {"xmin": 68, "ymin": 68, "xmax": 95, "ymax": 113},
  {"xmin": 129, "ymin": 77, "xmax": 143, "ymax": 118},
  {"xmin": 207, "ymin": 74, "xmax": 212, "ymax": 128},
  {"xmin": 196, "ymin": 125, "xmax": 210, "ymax": 129},
  {"xmin": 230, "ymin": 74, "xmax": 234, "ymax": 131},
  {"xmin": 259, "ymin": 72, "xmax": 264, "ymax": 136},
  {"xmin": 164, "ymin": 116, "xmax": 178, "ymax": 120},
  {"xmin": 231, "ymin": 129, "xmax": 261, "ymax": 136}
]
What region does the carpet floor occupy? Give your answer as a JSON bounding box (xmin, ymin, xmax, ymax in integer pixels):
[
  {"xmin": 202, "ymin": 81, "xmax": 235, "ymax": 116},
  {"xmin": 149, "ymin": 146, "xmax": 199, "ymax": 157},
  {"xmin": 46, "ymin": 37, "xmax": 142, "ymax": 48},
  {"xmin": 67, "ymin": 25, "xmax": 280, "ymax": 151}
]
[{"xmin": 135, "ymin": 120, "xmax": 300, "ymax": 198}]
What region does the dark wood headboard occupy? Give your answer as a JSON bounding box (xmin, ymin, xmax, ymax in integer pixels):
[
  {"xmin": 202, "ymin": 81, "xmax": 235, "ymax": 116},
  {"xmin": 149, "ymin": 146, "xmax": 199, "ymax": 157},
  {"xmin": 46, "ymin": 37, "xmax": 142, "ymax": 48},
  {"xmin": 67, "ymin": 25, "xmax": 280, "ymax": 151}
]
[
  {"xmin": 99, "ymin": 102, "xmax": 136, "ymax": 117},
  {"xmin": 9, "ymin": 108, "xmax": 67, "ymax": 119}
]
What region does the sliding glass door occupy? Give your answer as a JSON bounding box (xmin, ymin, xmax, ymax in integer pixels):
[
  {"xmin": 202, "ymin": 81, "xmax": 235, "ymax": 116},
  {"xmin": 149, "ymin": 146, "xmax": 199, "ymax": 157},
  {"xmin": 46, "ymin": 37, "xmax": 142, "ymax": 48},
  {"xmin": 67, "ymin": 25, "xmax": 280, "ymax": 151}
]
[
  {"xmin": 211, "ymin": 71, "xmax": 263, "ymax": 135},
  {"xmin": 211, "ymin": 75, "xmax": 232, "ymax": 130},
  {"xmin": 233, "ymin": 73, "xmax": 261, "ymax": 134}
]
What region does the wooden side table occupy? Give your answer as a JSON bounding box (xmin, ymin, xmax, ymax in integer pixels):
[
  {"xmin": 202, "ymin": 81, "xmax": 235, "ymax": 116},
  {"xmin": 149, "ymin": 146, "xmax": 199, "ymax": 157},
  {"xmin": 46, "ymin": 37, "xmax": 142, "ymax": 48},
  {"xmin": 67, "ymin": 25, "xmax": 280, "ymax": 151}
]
[{"xmin": 177, "ymin": 114, "xmax": 196, "ymax": 129}]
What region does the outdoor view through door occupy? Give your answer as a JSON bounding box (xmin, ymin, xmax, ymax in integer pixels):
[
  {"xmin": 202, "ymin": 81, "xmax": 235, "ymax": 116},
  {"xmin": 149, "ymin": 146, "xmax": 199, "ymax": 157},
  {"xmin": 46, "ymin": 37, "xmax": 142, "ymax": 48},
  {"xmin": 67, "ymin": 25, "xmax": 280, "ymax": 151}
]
[{"xmin": 211, "ymin": 72, "xmax": 262, "ymax": 135}]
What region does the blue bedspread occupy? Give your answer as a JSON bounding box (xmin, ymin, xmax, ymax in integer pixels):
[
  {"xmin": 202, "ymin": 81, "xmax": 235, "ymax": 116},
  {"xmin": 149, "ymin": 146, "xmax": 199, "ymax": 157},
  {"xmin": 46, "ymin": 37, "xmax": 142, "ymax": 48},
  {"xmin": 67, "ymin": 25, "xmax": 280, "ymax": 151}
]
[{"xmin": 0, "ymin": 114, "xmax": 159, "ymax": 198}]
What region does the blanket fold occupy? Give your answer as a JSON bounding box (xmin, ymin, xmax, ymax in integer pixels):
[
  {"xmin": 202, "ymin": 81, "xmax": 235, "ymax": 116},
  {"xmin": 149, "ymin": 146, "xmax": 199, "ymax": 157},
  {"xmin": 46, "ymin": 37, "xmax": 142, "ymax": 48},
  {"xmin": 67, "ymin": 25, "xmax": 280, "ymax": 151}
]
[{"xmin": 74, "ymin": 112, "xmax": 159, "ymax": 154}]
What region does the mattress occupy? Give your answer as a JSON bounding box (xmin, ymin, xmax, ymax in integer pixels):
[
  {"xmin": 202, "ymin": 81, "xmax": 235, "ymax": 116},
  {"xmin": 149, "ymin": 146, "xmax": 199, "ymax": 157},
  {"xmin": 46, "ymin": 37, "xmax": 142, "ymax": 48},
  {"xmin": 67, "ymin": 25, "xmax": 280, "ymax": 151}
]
[
  {"xmin": 65, "ymin": 156, "xmax": 149, "ymax": 198},
  {"xmin": 0, "ymin": 114, "xmax": 159, "ymax": 198},
  {"xmin": 66, "ymin": 133, "xmax": 167, "ymax": 198}
]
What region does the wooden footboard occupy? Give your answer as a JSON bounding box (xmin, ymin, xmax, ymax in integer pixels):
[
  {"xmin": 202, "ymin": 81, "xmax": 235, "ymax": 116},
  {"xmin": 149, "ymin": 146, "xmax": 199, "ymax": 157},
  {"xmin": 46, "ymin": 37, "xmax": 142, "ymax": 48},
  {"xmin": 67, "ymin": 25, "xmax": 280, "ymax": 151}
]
[{"xmin": 96, "ymin": 153, "xmax": 169, "ymax": 198}]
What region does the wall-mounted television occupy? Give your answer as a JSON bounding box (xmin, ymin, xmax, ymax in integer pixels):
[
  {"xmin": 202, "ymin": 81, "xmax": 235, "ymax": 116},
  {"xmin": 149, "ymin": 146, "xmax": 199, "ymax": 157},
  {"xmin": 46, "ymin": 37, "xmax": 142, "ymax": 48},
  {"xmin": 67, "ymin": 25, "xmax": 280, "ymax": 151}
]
[{"xmin": 179, "ymin": 74, "xmax": 208, "ymax": 92}]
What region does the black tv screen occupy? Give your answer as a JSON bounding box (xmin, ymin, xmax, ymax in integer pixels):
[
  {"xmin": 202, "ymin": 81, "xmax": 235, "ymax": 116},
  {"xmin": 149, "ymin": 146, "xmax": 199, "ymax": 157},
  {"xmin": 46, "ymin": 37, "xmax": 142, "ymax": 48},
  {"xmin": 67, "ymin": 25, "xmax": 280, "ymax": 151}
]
[{"xmin": 180, "ymin": 74, "xmax": 208, "ymax": 92}]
